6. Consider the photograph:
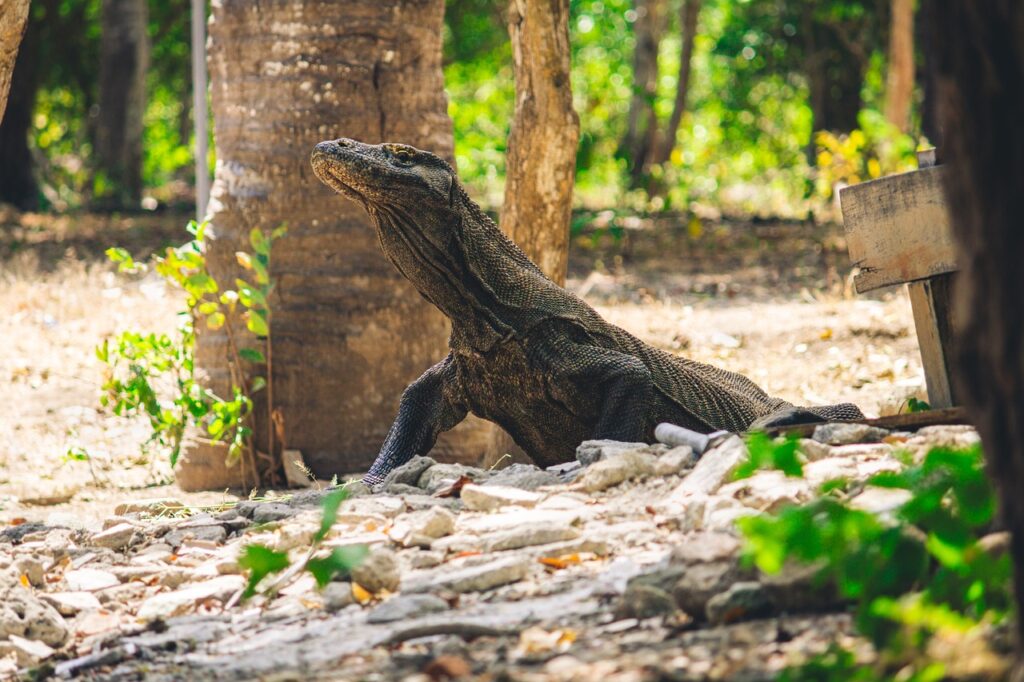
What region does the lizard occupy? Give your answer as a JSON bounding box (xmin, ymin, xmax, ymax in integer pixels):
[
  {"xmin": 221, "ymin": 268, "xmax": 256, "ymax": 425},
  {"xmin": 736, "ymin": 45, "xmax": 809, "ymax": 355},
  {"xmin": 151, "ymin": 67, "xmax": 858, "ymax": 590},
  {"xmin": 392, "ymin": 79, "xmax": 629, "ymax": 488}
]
[{"xmin": 310, "ymin": 138, "xmax": 864, "ymax": 485}]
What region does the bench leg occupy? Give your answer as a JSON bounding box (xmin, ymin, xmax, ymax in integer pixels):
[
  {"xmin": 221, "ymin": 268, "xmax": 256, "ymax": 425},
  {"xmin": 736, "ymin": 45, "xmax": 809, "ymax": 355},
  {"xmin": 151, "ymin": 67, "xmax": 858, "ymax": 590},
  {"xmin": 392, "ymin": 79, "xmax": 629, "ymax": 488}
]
[{"xmin": 907, "ymin": 272, "xmax": 958, "ymax": 408}]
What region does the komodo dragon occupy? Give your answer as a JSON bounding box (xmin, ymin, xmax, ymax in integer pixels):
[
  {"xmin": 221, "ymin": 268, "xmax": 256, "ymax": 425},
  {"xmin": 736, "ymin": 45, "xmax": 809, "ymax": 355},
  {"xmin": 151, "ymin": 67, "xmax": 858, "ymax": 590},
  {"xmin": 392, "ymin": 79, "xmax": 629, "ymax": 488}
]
[{"xmin": 311, "ymin": 138, "xmax": 864, "ymax": 485}]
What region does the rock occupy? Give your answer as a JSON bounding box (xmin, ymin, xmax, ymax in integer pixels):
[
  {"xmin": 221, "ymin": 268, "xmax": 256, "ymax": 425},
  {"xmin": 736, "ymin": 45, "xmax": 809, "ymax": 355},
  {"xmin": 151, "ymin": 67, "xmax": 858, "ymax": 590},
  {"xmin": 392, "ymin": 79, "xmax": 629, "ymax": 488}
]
[
  {"xmin": 136, "ymin": 574, "xmax": 244, "ymax": 621},
  {"xmin": 717, "ymin": 470, "xmax": 811, "ymax": 513},
  {"xmin": 578, "ymin": 451, "xmax": 658, "ymax": 492},
  {"xmin": 485, "ymin": 463, "xmax": 560, "ymax": 490},
  {"xmin": 705, "ymin": 582, "xmax": 772, "ymax": 624},
  {"xmin": 40, "ymin": 591, "xmax": 102, "ymax": 616},
  {"xmin": 849, "ymin": 486, "xmax": 912, "ymax": 515},
  {"xmin": 669, "ymin": 532, "xmax": 742, "ymax": 565},
  {"xmin": 703, "ymin": 504, "xmax": 760, "ymax": 533},
  {"xmin": 655, "ymin": 446, "xmax": 697, "ymax": 476},
  {"xmin": 389, "ymin": 507, "xmax": 456, "ymax": 548},
  {"xmin": 16, "ymin": 484, "xmax": 78, "ymax": 506},
  {"xmin": 480, "ymin": 523, "xmax": 579, "ymax": 552},
  {"xmin": 89, "ymin": 523, "xmax": 137, "ymax": 550},
  {"xmin": 64, "ymin": 568, "xmax": 119, "ymax": 592},
  {"xmin": 614, "ymin": 584, "xmax": 677, "ymax": 620},
  {"xmin": 164, "ymin": 524, "xmax": 228, "ymax": 547},
  {"xmin": 0, "ymin": 586, "xmax": 68, "ymax": 646},
  {"xmin": 802, "ymin": 457, "xmax": 859, "ymax": 488},
  {"xmin": 350, "ymin": 548, "xmax": 400, "ymax": 593},
  {"xmin": 0, "ymin": 634, "xmax": 55, "ymax": 666},
  {"xmin": 13, "ymin": 555, "xmax": 45, "ymax": 587},
  {"xmin": 341, "ymin": 496, "xmax": 405, "ymax": 519},
  {"xmin": 661, "ymin": 435, "xmax": 749, "ymax": 507},
  {"xmin": 459, "ymin": 508, "xmax": 582, "ymax": 534},
  {"xmin": 380, "ymin": 456, "xmax": 437, "ymax": 489},
  {"xmin": 405, "ymin": 556, "xmax": 531, "ymax": 594},
  {"xmin": 321, "ymin": 582, "xmax": 354, "ymax": 611},
  {"xmin": 114, "ymin": 498, "xmax": 184, "ymax": 515},
  {"xmin": 418, "ymin": 463, "xmax": 486, "ymax": 494},
  {"xmin": 798, "ymin": 439, "xmax": 834, "ymax": 461},
  {"xmin": 576, "ymin": 440, "xmax": 650, "ymax": 466},
  {"xmin": 461, "ymin": 484, "xmax": 542, "ymax": 511},
  {"xmin": 760, "ymin": 561, "xmax": 839, "ymax": 613},
  {"xmin": 672, "ymin": 560, "xmax": 749, "ymax": 619},
  {"xmin": 406, "ymin": 551, "xmax": 445, "ymax": 570},
  {"xmin": 812, "ymin": 422, "xmax": 889, "ymax": 445},
  {"xmin": 367, "ymin": 594, "xmax": 449, "ymax": 623},
  {"xmin": 251, "ymin": 503, "xmax": 296, "ymax": 524}
]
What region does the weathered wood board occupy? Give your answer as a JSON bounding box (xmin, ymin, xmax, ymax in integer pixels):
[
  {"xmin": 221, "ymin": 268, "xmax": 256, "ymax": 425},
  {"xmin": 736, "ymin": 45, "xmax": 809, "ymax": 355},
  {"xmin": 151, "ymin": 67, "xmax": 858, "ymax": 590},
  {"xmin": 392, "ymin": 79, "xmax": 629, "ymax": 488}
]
[
  {"xmin": 839, "ymin": 165, "xmax": 957, "ymax": 293},
  {"xmin": 762, "ymin": 406, "xmax": 969, "ymax": 438}
]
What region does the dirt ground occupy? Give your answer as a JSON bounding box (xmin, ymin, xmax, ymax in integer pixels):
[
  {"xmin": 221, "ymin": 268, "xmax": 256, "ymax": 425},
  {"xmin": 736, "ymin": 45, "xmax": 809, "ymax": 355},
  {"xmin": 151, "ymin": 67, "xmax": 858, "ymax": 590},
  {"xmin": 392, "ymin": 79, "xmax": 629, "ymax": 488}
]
[{"xmin": 0, "ymin": 210, "xmax": 924, "ymax": 527}]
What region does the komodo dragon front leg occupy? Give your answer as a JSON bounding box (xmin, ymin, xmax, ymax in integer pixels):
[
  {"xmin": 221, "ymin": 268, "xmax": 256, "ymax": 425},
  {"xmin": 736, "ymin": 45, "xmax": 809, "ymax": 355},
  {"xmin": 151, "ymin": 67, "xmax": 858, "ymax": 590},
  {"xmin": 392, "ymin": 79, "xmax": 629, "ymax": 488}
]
[{"xmin": 363, "ymin": 354, "xmax": 467, "ymax": 486}]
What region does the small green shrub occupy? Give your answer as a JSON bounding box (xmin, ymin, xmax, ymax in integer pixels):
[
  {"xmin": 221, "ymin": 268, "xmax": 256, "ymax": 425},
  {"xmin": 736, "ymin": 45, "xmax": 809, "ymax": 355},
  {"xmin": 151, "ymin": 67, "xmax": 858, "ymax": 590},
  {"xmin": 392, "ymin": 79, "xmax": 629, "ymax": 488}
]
[{"xmin": 738, "ymin": 439, "xmax": 1010, "ymax": 678}]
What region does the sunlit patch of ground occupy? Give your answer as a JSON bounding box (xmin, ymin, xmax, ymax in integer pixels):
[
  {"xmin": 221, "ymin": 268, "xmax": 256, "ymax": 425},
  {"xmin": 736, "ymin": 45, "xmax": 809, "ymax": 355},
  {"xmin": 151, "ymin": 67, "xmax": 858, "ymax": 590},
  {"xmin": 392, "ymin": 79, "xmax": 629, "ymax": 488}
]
[{"xmin": 0, "ymin": 211, "xmax": 924, "ymax": 526}]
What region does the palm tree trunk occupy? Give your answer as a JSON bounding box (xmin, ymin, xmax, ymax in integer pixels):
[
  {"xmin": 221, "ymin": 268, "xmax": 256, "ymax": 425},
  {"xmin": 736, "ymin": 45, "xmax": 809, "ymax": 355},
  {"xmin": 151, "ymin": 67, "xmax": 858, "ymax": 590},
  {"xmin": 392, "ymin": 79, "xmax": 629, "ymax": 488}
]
[{"xmin": 181, "ymin": 0, "xmax": 484, "ymax": 488}]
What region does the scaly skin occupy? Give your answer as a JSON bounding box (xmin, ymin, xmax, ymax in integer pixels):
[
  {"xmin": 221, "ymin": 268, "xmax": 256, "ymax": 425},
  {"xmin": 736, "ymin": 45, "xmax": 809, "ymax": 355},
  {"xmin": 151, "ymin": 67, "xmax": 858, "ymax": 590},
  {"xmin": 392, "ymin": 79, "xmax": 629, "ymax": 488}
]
[{"xmin": 311, "ymin": 138, "xmax": 863, "ymax": 485}]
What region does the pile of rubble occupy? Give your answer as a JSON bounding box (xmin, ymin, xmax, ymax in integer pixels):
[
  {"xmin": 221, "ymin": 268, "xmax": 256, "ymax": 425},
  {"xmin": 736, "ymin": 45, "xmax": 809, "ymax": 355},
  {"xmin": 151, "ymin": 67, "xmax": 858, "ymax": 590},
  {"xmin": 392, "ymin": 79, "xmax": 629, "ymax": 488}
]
[{"xmin": 0, "ymin": 423, "xmax": 981, "ymax": 680}]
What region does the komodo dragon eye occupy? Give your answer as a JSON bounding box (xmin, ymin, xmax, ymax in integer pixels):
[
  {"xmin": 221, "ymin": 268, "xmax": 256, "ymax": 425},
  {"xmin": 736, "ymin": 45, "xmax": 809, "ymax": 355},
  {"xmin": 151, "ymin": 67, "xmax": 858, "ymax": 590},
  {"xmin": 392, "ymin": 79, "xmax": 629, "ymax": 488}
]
[{"xmin": 387, "ymin": 146, "xmax": 416, "ymax": 166}]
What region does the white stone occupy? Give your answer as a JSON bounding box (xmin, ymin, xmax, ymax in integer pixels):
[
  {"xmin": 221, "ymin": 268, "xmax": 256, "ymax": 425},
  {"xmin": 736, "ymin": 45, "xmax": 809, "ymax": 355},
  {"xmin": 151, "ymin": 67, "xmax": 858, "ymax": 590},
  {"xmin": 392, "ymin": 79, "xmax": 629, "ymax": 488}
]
[
  {"xmin": 0, "ymin": 634, "xmax": 55, "ymax": 666},
  {"xmin": 350, "ymin": 548, "xmax": 400, "ymax": 593},
  {"xmin": 64, "ymin": 568, "xmax": 120, "ymax": 592},
  {"xmin": 849, "ymin": 486, "xmax": 912, "ymax": 515},
  {"xmin": 404, "ymin": 556, "xmax": 530, "ymax": 594},
  {"xmin": 479, "ymin": 523, "xmax": 579, "ymax": 552},
  {"xmin": 717, "ymin": 470, "xmax": 811, "ymax": 512},
  {"xmin": 40, "ymin": 591, "xmax": 102, "ymax": 616},
  {"xmin": 89, "ymin": 523, "xmax": 137, "ymax": 550},
  {"xmin": 577, "ymin": 451, "xmax": 658, "ymax": 492},
  {"xmin": 655, "ymin": 446, "xmax": 696, "ymax": 476},
  {"xmin": 388, "ymin": 507, "xmax": 456, "ymax": 547},
  {"xmin": 136, "ymin": 575, "xmax": 244, "ymax": 621},
  {"xmin": 461, "ymin": 484, "xmax": 542, "ymax": 511},
  {"xmin": 114, "ymin": 498, "xmax": 185, "ymax": 515},
  {"xmin": 663, "ymin": 435, "xmax": 749, "ymax": 501}
]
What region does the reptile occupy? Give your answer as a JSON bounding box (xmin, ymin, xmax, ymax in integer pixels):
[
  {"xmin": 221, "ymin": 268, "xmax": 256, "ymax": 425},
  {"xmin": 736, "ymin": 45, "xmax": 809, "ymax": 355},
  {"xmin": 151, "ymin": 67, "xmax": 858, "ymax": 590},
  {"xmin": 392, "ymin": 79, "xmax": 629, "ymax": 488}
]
[{"xmin": 311, "ymin": 138, "xmax": 864, "ymax": 485}]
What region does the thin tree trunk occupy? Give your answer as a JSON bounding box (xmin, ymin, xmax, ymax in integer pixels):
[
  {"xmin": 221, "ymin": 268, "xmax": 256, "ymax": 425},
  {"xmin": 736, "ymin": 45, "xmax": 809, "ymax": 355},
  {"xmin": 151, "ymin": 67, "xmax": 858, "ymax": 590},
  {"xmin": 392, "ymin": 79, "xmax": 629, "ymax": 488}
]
[
  {"xmin": 94, "ymin": 0, "xmax": 148, "ymax": 208},
  {"xmin": 0, "ymin": 11, "xmax": 39, "ymax": 209},
  {"xmin": 182, "ymin": 0, "xmax": 489, "ymax": 489},
  {"xmin": 486, "ymin": 0, "xmax": 579, "ymax": 466},
  {"xmin": 927, "ymin": 0, "xmax": 1024, "ymax": 668},
  {"xmin": 0, "ymin": 0, "xmax": 30, "ymax": 124},
  {"xmin": 651, "ymin": 0, "xmax": 700, "ymax": 167},
  {"xmin": 884, "ymin": 0, "xmax": 915, "ymax": 132},
  {"xmin": 501, "ymin": 0, "xmax": 580, "ymax": 284},
  {"xmin": 621, "ymin": 0, "xmax": 664, "ymax": 184}
]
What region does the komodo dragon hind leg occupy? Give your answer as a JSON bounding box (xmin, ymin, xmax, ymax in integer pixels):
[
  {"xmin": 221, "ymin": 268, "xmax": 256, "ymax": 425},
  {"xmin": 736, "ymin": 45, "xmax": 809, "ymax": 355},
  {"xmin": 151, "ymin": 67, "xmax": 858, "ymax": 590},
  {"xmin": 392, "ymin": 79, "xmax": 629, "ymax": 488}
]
[{"xmin": 363, "ymin": 354, "xmax": 468, "ymax": 486}]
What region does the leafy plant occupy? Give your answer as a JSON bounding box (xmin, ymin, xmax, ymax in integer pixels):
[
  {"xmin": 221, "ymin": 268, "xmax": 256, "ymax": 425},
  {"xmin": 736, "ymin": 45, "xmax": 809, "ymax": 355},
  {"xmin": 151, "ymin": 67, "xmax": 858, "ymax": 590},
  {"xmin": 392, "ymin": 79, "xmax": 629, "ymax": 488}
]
[
  {"xmin": 739, "ymin": 444, "xmax": 1010, "ymax": 677},
  {"xmin": 99, "ymin": 221, "xmax": 286, "ymax": 483},
  {"xmin": 239, "ymin": 486, "xmax": 368, "ymax": 599},
  {"xmin": 734, "ymin": 431, "xmax": 803, "ymax": 479}
]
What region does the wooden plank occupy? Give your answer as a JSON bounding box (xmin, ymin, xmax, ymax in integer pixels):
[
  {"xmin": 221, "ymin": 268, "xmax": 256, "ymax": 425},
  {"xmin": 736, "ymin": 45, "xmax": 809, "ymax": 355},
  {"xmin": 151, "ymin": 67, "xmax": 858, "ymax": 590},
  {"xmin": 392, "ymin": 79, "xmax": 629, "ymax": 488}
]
[
  {"xmin": 907, "ymin": 258, "xmax": 959, "ymax": 409},
  {"xmin": 761, "ymin": 406, "xmax": 969, "ymax": 439},
  {"xmin": 839, "ymin": 165, "xmax": 957, "ymax": 293}
]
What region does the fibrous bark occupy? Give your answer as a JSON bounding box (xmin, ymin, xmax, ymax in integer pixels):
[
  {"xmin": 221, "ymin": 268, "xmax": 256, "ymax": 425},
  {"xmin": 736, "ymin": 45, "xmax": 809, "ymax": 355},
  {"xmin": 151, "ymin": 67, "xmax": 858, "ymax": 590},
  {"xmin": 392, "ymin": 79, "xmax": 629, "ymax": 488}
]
[
  {"xmin": 927, "ymin": 0, "xmax": 1024, "ymax": 667},
  {"xmin": 0, "ymin": 0, "xmax": 30, "ymax": 125},
  {"xmin": 184, "ymin": 0, "xmax": 487, "ymax": 486}
]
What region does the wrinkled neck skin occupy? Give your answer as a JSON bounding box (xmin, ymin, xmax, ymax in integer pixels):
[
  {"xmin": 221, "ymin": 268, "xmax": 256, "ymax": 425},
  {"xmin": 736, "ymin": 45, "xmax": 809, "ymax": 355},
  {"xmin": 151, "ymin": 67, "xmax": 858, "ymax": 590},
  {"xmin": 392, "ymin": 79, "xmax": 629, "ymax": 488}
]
[{"xmin": 365, "ymin": 185, "xmax": 556, "ymax": 352}]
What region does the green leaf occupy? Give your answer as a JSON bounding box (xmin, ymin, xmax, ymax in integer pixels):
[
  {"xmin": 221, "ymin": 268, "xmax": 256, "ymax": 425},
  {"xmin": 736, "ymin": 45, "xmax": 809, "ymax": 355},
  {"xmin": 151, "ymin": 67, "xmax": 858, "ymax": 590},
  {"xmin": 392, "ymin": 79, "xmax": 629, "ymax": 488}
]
[
  {"xmin": 247, "ymin": 309, "xmax": 269, "ymax": 336},
  {"xmin": 238, "ymin": 544, "xmax": 291, "ymax": 598},
  {"xmin": 206, "ymin": 312, "xmax": 226, "ymax": 330},
  {"xmin": 306, "ymin": 546, "xmax": 369, "ymax": 588},
  {"xmin": 315, "ymin": 488, "xmax": 350, "ymax": 543},
  {"xmin": 239, "ymin": 348, "xmax": 266, "ymax": 364},
  {"xmin": 250, "ymin": 228, "xmax": 269, "ymax": 256},
  {"xmin": 250, "ymin": 376, "xmax": 267, "ymax": 393},
  {"xmin": 271, "ymin": 224, "xmax": 289, "ymax": 241}
]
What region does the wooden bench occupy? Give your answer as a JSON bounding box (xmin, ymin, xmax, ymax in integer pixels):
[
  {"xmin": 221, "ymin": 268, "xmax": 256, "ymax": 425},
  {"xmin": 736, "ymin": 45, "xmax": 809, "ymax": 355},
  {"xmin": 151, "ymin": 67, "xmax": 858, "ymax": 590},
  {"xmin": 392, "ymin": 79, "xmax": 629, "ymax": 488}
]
[{"xmin": 838, "ymin": 150, "xmax": 959, "ymax": 409}]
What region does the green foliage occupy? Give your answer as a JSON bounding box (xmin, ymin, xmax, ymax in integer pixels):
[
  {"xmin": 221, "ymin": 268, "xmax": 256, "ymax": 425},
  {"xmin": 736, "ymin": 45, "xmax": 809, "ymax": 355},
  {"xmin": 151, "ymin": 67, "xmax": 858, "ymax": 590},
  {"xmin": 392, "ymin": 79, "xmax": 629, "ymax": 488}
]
[
  {"xmin": 98, "ymin": 221, "xmax": 286, "ymax": 468},
  {"xmin": 734, "ymin": 432, "xmax": 803, "ymax": 479},
  {"xmin": 904, "ymin": 397, "xmax": 931, "ymax": 414},
  {"xmin": 739, "ymin": 444, "xmax": 1010, "ymax": 676},
  {"xmin": 240, "ymin": 487, "xmax": 368, "ymax": 598}
]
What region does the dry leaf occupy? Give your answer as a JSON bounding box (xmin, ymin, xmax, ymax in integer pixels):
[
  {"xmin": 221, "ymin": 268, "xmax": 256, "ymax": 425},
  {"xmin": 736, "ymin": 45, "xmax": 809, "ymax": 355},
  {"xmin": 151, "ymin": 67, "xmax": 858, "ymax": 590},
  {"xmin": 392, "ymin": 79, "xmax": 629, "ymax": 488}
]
[
  {"xmin": 514, "ymin": 626, "xmax": 578, "ymax": 657},
  {"xmin": 434, "ymin": 475, "xmax": 473, "ymax": 498},
  {"xmin": 351, "ymin": 582, "xmax": 372, "ymax": 604},
  {"xmin": 19, "ymin": 574, "xmax": 30, "ymax": 588},
  {"xmin": 539, "ymin": 554, "xmax": 581, "ymax": 570},
  {"xmin": 452, "ymin": 550, "xmax": 481, "ymax": 560},
  {"xmin": 423, "ymin": 654, "xmax": 471, "ymax": 680},
  {"xmin": 820, "ymin": 328, "xmax": 833, "ymax": 340}
]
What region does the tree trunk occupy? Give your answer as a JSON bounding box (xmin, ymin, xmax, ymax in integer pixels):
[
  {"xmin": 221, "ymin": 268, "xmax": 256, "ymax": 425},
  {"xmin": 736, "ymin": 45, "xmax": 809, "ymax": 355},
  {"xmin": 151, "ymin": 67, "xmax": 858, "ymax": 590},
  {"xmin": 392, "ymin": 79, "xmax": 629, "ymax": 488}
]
[
  {"xmin": 180, "ymin": 0, "xmax": 488, "ymax": 489},
  {"xmin": 501, "ymin": 0, "xmax": 580, "ymax": 284},
  {"xmin": 486, "ymin": 0, "xmax": 579, "ymax": 467},
  {"xmin": 620, "ymin": 0, "xmax": 664, "ymax": 184},
  {"xmin": 927, "ymin": 0, "xmax": 1024, "ymax": 667},
  {"xmin": 94, "ymin": 0, "xmax": 148, "ymax": 208},
  {"xmin": 0, "ymin": 11, "xmax": 39, "ymax": 210},
  {"xmin": 0, "ymin": 0, "xmax": 30, "ymax": 125},
  {"xmin": 651, "ymin": 0, "xmax": 700, "ymax": 168},
  {"xmin": 884, "ymin": 0, "xmax": 914, "ymax": 132}
]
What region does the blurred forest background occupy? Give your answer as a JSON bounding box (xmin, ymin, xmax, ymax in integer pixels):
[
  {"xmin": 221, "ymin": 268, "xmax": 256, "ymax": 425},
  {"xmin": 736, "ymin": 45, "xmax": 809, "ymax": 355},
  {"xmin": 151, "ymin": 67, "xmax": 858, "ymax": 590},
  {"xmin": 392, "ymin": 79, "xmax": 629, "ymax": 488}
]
[{"xmin": 2, "ymin": 0, "xmax": 928, "ymax": 220}]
